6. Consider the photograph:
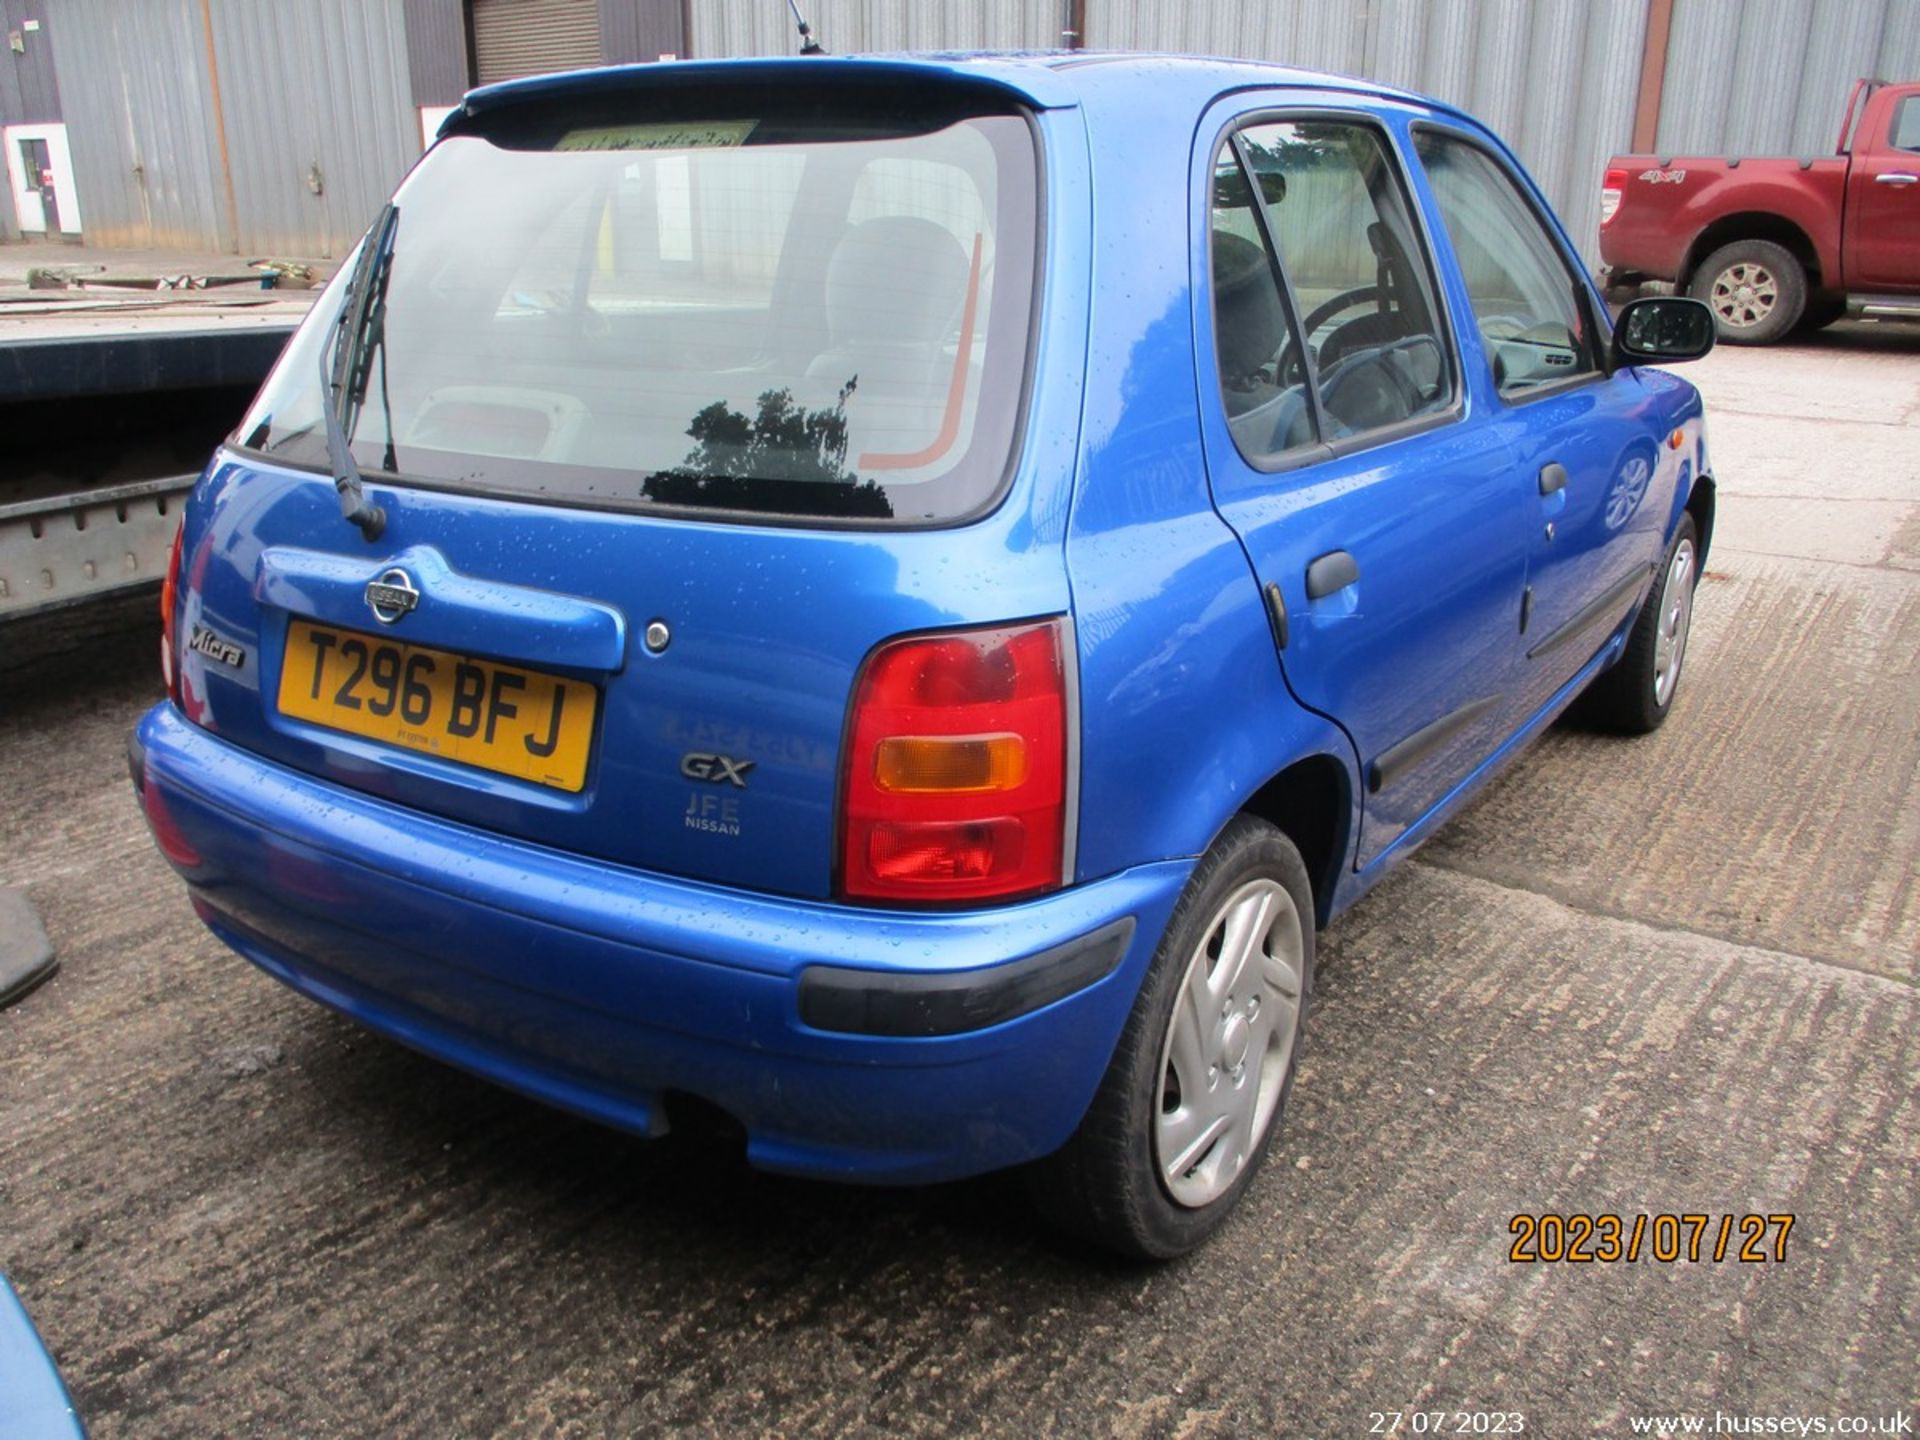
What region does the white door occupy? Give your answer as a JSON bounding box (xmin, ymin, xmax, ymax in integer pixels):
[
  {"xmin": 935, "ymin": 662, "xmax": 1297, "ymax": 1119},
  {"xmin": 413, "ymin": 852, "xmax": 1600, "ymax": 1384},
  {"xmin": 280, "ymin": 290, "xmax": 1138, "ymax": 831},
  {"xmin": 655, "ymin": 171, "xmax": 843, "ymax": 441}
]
[{"xmin": 4, "ymin": 123, "xmax": 83, "ymax": 236}]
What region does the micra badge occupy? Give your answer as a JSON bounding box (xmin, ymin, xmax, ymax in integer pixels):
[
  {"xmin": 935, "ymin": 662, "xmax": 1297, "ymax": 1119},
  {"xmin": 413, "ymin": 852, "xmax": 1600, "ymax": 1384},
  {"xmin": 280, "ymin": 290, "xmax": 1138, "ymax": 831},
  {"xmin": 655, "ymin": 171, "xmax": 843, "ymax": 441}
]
[
  {"xmin": 365, "ymin": 568, "xmax": 420, "ymax": 624},
  {"xmin": 680, "ymin": 752, "xmax": 755, "ymax": 787},
  {"xmin": 187, "ymin": 623, "xmax": 247, "ymax": 669}
]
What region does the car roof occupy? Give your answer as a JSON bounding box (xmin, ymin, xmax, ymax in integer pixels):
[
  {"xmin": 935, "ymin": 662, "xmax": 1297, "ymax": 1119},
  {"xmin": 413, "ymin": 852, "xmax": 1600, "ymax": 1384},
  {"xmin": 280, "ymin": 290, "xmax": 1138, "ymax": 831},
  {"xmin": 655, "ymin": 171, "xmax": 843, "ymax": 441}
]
[{"xmin": 457, "ymin": 49, "xmax": 1477, "ymax": 131}]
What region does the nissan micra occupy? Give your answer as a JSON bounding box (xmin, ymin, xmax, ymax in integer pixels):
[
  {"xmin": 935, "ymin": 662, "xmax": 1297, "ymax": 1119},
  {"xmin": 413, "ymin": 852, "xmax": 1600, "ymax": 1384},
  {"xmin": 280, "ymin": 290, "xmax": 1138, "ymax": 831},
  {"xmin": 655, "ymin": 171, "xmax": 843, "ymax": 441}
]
[{"xmin": 130, "ymin": 53, "xmax": 1717, "ymax": 1258}]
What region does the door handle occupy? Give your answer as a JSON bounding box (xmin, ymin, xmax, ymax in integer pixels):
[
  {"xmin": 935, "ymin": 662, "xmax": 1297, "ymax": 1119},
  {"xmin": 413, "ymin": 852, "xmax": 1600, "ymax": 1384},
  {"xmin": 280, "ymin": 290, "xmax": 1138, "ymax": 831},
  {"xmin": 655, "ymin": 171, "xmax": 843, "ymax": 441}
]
[
  {"xmin": 1539, "ymin": 462, "xmax": 1568, "ymax": 496},
  {"xmin": 1873, "ymin": 172, "xmax": 1918, "ymax": 186},
  {"xmin": 1305, "ymin": 549, "xmax": 1359, "ymax": 599}
]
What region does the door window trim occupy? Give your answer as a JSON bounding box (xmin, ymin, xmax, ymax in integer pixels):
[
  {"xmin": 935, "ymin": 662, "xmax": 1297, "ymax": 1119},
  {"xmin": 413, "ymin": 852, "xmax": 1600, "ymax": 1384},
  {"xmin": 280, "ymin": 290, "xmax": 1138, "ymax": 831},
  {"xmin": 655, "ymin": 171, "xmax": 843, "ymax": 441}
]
[
  {"xmin": 1409, "ymin": 121, "xmax": 1614, "ymax": 409},
  {"xmin": 1202, "ymin": 106, "xmax": 1466, "ymax": 476}
]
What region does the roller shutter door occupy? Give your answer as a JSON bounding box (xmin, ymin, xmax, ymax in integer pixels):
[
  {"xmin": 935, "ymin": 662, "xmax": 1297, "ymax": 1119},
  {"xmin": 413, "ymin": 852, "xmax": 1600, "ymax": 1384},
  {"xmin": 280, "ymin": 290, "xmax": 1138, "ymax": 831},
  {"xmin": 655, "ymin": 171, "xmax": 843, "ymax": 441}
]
[{"xmin": 471, "ymin": 0, "xmax": 603, "ymax": 84}]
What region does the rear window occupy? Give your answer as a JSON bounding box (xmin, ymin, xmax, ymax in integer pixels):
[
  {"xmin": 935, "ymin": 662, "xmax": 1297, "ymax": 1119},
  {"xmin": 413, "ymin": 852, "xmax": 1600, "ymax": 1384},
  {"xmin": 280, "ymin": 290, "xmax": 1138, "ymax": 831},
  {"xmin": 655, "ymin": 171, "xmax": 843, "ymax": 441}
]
[{"xmin": 236, "ymin": 87, "xmax": 1038, "ymax": 525}]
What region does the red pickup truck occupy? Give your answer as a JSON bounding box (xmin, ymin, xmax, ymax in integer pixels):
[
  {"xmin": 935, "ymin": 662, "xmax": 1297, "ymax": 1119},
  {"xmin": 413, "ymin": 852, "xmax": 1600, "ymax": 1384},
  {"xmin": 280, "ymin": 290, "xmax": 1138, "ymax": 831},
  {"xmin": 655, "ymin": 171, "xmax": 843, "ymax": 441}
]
[{"xmin": 1599, "ymin": 79, "xmax": 1920, "ymax": 343}]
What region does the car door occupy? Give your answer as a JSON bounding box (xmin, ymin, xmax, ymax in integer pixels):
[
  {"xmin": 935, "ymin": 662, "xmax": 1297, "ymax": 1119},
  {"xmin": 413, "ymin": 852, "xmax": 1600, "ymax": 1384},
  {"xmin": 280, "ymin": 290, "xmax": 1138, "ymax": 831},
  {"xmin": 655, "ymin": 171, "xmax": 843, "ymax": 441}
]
[
  {"xmin": 1411, "ymin": 127, "xmax": 1670, "ymax": 720},
  {"xmin": 1844, "ymin": 88, "xmax": 1920, "ymax": 291},
  {"xmin": 1195, "ymin": 103, "xmax": 1532, "ymax": 869}
]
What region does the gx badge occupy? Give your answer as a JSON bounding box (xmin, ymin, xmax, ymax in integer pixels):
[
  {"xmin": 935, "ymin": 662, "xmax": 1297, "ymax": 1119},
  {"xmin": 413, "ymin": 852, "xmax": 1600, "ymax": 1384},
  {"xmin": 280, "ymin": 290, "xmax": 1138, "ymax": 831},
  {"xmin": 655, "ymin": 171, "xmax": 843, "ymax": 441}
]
[{"xmin": 680, "ymin": 752, "xmax": 755, "ymax": 787}]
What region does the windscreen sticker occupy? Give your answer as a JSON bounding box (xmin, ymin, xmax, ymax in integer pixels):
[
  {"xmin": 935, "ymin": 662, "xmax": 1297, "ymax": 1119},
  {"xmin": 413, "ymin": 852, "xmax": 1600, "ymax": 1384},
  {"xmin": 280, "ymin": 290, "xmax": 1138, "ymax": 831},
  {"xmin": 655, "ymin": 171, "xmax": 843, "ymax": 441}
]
[{"xmin": 557, "ymin": 120, "xmax": 757, "ymax": 152}]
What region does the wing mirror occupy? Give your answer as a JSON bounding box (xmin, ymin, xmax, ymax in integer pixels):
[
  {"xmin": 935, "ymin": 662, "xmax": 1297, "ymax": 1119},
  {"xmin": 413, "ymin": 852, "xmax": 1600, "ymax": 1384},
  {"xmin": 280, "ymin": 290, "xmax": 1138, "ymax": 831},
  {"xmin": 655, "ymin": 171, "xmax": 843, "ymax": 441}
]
[{"xmin": 1612, "ymin": 296, "xmax": 1716, "ymax": 366}]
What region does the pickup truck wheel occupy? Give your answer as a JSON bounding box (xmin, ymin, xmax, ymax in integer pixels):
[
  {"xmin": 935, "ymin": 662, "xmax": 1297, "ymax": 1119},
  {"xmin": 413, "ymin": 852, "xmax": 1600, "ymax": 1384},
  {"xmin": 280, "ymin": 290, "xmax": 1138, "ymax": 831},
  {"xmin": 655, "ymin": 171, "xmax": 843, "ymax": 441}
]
[
  {"xmin": 1028, "ymin": 816, "xmax": 1314, "ymax": 1259},
  {"xmin": 1576, "ymin": 513, "xmax": 1699, "ymax": 734},
  {"xmin": 1689, "ymin": 240, "xmax": 1805, "ymax": 344}
]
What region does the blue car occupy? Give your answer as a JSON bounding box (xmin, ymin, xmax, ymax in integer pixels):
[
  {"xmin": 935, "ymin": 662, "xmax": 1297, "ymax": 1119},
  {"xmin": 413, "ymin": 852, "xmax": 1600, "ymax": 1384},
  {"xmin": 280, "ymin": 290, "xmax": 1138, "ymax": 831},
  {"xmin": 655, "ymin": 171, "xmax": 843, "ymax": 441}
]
[{"xmin": 130, "ymin": 53, "xmax": 1715, "ymax": 1257}]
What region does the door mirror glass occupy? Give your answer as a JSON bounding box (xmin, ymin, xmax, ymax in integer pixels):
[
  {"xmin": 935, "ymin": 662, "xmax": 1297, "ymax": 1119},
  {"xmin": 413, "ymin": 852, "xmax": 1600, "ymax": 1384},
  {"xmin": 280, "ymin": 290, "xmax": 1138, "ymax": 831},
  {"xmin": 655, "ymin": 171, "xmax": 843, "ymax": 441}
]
[{"xmin": 1613, "ymin": 296, "xmax": 1716, "ymax": 364}]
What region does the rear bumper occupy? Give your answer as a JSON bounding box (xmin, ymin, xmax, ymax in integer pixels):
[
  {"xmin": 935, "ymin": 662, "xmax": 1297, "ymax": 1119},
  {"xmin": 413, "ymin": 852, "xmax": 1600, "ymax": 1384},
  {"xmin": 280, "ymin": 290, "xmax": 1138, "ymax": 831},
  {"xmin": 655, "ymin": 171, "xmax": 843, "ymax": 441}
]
[{"xmin": 132, "ymin": 703, "xmax": 1189, "ymax": 1184}]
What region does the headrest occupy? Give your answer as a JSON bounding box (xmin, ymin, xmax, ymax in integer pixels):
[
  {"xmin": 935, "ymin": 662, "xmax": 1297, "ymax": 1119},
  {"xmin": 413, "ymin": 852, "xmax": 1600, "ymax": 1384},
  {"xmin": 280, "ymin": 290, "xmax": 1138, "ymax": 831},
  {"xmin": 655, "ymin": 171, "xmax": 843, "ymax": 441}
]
[
  {"xmin": 1212, "ymin": 230, "xmax": 1287, "ymax": 384},
  {"xmin": 825, "ymin": 217, "xmax": 972, "ymax": 348}
]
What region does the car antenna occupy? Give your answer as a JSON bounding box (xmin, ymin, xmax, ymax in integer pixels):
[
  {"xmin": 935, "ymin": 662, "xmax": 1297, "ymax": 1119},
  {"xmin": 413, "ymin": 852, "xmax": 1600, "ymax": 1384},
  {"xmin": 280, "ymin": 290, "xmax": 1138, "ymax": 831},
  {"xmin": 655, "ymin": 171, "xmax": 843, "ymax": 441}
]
[{"xmin": 785, "ymin": 0, "xmax": 825, "ymax": 54}]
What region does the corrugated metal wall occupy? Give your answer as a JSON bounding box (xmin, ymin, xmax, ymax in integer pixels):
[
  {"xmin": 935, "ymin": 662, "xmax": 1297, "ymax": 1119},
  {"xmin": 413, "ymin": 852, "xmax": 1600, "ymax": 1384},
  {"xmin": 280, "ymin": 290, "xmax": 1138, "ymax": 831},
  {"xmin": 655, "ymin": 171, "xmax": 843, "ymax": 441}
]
[
  {"xmin": 0, "ymin": 0, "xmax": 64, "ymax": 124},
  {"xmin": 35, "ymin": 0, "xmax": 1915, "ymax": 262},
  {"xmin": 46, "ymin": 0, "xmax": 228, "ymax": 251},
  {"xmin": 46, "ymin": 0, "xmax": 415, "ymax": 256},
  {"xmin": 1082, "ymin": 0, "xmax": 1649, "ymax": 264},
  {"xmin": 209, "ymin": 0, "xmax": 418, "ymax": 257},
  {"xmin": 688, "ymin": 0, "xmax": 1070, "ymax": 58},
  {"xmin": 1656, "ymin": 0, "xmax": 1920, "ymax": 157}
]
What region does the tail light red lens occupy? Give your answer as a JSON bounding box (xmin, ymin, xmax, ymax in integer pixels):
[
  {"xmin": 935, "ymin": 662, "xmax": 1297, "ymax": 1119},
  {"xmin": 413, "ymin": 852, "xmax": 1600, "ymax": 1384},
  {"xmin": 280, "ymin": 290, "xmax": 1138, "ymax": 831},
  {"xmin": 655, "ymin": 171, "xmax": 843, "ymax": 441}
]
[
  {"xmin": 1600, "ymin": 168, "xmax": 1627, "ymax": 225},
  {"xmin": 841, "ymin": 620, "xmax": 1069, "ymax": 904},
  {"xmin": 159, "ymin": 521, "xmax": 184, "ymax": 704}
]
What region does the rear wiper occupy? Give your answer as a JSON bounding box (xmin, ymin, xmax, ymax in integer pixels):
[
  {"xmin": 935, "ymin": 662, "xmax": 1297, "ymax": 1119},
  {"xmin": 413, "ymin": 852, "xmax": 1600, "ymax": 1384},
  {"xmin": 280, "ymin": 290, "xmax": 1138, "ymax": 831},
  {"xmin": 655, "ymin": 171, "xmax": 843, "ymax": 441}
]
[{"xmin": 320, "ymin": 202, "xmax": 400, "ymax": 542}]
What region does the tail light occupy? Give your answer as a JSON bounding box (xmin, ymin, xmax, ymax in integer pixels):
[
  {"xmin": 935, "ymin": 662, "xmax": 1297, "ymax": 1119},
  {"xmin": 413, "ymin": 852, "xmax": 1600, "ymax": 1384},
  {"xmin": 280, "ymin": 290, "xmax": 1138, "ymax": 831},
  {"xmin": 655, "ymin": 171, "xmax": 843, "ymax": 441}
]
[
  {"xmin": 1600, "ymin": 168, "xmax": 1627, "ymax": 225},
  {"xmin": 840, "ymin": 619, "xmax": 1070, "ymax": 904},
  {"xmin": 159, "ymin": 521, "xmax": 184, "ymax": 704}
]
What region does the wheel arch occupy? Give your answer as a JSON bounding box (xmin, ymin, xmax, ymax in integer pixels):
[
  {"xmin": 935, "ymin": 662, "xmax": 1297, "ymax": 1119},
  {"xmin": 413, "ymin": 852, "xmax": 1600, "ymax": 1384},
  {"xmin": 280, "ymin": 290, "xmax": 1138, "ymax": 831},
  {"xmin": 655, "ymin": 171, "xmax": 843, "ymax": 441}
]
[
  {"xmin": 1236, "ymin": 753, "xmax": 1354, "ymax": 928},
  {"xmin": 1686, "ymin": 472, "xmax": 1716, "ymax": 568},
  {"xmin": 1682, "ymin": 214, "xmax": 1823, "ymax": 292}
]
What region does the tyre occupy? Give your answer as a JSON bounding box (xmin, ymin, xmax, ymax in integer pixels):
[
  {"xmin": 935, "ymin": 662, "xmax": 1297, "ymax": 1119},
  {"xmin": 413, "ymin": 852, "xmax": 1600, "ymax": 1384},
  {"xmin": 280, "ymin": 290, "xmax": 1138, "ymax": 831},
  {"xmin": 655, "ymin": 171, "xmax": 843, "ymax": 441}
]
[
  {"xmin": 1797, "ymin": 296, "xmax": 1847, "ymax": 333},
  {"xmin": 1577, "ymin": 513, "xmax": 1699, "ymax": 734},
  {"xmin": 1688, "ymin": 240, "xmax": 1805, "ymax": 344},
  {"xmin": 1030, "ymin": 816, "xmax": 1314, "ymax": 1259}
]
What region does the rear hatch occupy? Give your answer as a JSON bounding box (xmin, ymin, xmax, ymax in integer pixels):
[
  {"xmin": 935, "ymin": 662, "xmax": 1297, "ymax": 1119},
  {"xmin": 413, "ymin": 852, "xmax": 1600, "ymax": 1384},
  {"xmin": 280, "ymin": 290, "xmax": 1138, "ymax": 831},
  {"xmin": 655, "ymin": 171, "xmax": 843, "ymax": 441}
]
[{"xmin": 172, "ymin": 72, "xmax": 1061, "ymax": 901}]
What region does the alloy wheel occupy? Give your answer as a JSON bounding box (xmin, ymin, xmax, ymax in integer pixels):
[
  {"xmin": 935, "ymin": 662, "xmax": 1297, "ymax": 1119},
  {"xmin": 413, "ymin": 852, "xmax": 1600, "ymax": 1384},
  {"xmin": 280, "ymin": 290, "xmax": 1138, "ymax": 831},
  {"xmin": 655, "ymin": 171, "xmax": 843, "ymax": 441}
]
[{"xmin": 1708, "ymin": 262, "xmax": 1777, "ymax": 329}]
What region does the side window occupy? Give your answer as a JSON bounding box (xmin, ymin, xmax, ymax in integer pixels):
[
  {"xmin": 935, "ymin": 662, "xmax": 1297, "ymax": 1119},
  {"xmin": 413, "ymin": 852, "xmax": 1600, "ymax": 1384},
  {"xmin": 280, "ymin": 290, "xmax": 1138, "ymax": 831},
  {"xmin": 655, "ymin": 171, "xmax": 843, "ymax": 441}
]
[
  {"xmin": 1892, "ymin": 97, "xmax": 1920, "ymax": 153},
  {"xmin": 1214, "ymin": 120, "xmax": 1454, "ymax": 461},
  {"xmin": 1209, "ymin": 145, "xmax": 1313, "ymax": 462},
  {"xmin": 1413, "ymin": 131, "xmax": 1599, "ymax": 396}
]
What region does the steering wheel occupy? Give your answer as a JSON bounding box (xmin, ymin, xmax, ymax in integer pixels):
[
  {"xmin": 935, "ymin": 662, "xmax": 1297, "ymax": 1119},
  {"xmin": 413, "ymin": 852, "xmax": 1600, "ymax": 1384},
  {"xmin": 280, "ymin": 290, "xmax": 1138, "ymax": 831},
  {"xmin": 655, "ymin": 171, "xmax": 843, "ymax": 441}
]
[
  {"xmin": 1271, "ymin": 286, "xmax": 1384, "ymax": 386},
  {"xmin": 1301, "ymin": 285, "xmax": 1384, "ymax": 339}
]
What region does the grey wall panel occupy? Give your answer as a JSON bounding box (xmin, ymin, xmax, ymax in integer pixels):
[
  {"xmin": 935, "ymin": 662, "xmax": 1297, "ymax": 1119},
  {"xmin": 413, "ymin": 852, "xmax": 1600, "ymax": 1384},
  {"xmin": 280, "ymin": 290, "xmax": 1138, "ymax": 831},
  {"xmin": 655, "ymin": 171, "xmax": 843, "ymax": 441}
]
[
  {"xmin": 1082, "ymin": 0, "xmax": 1646, "ymax": 264},
  {"xmin": 43, "ymin": 0, "xmax": 416, "ymax": 255},
  {"xmin": 209, "ymin": 0, "xmax": 421, "ymax": 258},
  {"xmin": 403, "ymin": 0, "xmax": 469, "ymax": 106},
  {"xmin": 45, "ymin": 0, "xmax": 226, "ymax": 250},
  {"xmin": 601, "ymin": 0, "xmax": 688, "ymax": 63},
  {"xmin": 1088, "ymin": 1, "xmax": 1365, "ymax": 71},
  {"xmin": 1658, "ymin": 0, "xmax": 1920, "ymax": 158},
  {"xmin": 1, "ymin": 0, "xmax": 64, "ymax": 124},
  {"xmin": 688, "ymin": 0, "xmax": 1065, "ymax": 60}
]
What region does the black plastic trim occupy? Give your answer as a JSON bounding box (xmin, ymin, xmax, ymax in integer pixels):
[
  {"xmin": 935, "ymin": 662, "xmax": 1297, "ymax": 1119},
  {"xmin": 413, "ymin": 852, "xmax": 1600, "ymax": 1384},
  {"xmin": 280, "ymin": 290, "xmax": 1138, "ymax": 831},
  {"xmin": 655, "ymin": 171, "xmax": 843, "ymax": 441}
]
[
  {"xmin": 1305, "ymin": 549, "xmax": 1358, "ymax": 599},
  {"xmin": 797, "ymin": 917, "xmax": 1134, "ymax": 1037},
  {"xmin": 1263, "ymin": 580, "xmax": 1290, "ymax": 651},
  {"xmin": 1525, "ymin": 565, "xmax": 1652, "ymax": 662},
  {"xmin": 1369, "ymin": 695, "xmax": 1496, "ymax": 794},
  {"xmin": 126, "ymin": 727, "xmax": 147, "ymax": 795}
]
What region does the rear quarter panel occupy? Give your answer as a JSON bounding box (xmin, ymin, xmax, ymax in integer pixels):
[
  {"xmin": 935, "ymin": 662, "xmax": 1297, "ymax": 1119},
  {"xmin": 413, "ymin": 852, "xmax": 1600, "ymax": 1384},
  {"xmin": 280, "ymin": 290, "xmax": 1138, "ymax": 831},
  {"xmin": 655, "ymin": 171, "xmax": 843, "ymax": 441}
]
[{"xmin": 1062, "ymin": 74, "xmax": 1362, "ymax": 891}]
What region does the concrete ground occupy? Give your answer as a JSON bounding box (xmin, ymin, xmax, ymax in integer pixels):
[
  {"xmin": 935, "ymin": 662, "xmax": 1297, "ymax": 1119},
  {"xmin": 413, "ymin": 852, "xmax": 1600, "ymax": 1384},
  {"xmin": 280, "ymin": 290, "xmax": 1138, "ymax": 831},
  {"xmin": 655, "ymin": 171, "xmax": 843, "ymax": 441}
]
[{"xmin": 1, "ymin": 321, "xmax": 1916, "ymax": 1438}]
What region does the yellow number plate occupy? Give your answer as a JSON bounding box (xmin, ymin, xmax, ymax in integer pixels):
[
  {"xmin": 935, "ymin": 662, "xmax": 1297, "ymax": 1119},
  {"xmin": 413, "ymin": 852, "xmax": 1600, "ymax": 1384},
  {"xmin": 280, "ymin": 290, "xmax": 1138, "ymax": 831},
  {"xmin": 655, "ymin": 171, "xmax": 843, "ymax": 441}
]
[{"xmin": 277, "ymin": 620, "xmax": 598, "ymax": 792}]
